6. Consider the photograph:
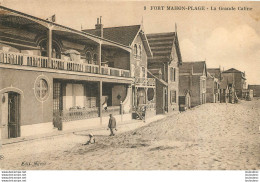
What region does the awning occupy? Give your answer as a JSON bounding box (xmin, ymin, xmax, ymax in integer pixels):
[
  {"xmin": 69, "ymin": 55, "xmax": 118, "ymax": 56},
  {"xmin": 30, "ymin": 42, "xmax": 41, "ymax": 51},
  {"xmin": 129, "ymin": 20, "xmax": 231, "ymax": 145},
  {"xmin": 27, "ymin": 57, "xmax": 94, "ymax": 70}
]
[{"xmin": 0, "ymin": 5, "xmax": 131, "ymax": 52}]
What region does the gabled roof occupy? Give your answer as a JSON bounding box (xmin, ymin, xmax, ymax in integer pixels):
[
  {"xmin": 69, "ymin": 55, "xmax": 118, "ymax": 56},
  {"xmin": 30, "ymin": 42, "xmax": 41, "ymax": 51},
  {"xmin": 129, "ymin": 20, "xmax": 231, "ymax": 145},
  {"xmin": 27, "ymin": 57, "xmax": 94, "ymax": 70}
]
[
  {"xmin": 222, "ymin": 68, "xmax": 246, "ymax": 80},
  {"xmin": 208, "ymin": 68, "xmax": 221, "ymax": 79},
  {"xmin": 222, "ymin": 68, "xmax": 243, "ymax": 73},
  {"xmin": 146, "ymin": 32, "xmax": 182, "ymax": 64},
  {"xmin": 83, "ymin": 25, "xmax": 140, "ymax": 46},
  {"xmin": 83, "ymin": 24, "xmax": 152, "ymax": 57},
  {"xmin": 179, "ymin": 61, "xmax": 207, "ymax": 76}
]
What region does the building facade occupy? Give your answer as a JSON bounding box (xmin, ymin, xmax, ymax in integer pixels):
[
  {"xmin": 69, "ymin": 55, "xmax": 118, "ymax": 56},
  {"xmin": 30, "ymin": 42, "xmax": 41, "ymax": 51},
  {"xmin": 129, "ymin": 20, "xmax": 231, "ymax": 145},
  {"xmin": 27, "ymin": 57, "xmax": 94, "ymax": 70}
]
[
  {"xmin": 147, "ymin": 32, "xmax": 182, "ymax": 114},
  {"xmin": 0, "ymin": 6, "xmax": 157, "ymax": 139},
  {"xmin": 248, "ymin": 85, "xmax": 260, "ymax": 97},
  {"xmin": 221, "ymin": 68, "xmax": 247, "ymax": 99},
  {"xmin": 83, "ymin": 22, "xmax": 156, "ymax": 119},
  {"xmin": 206, "ymin": 69, "xmax": 220, "ymax": 103},
  {"xmin": 179, "ymin": 61, "xmax": 207, "ymax": 107},
  {"xmin": 0, "ymin": 6, "xmax": 159, "ymax": 139}
]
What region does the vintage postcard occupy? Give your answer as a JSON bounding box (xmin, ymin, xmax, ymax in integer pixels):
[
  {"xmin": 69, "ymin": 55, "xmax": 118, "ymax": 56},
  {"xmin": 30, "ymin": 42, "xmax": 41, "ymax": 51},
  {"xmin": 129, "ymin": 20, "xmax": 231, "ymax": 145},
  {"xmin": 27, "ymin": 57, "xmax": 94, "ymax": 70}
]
[{"xmin": 0, "ymin": 0, "xmax": 259, "ymax": 177}]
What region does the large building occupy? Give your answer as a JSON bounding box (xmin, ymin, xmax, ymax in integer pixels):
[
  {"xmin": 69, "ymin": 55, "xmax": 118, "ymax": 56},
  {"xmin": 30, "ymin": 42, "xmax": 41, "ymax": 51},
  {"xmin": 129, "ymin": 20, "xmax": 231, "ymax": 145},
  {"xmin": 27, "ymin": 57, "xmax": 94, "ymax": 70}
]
[
  {"xmin": 179, "ymin": 61, "xmax": 207, "ymax": 107},
  {"xmin": 147, "ymin": 32, "xmax": 182, "ymax": 114},
  {"xmin": 221, "ymin": 68, "xmax": 247, "ymax": 99},
  {"xmin": 0, "ymin": 6, "xmax": 157, "ymax": 139},
  {"xmin": 83, "ymin": 22, "xmax": 156, "ymax": 118}
]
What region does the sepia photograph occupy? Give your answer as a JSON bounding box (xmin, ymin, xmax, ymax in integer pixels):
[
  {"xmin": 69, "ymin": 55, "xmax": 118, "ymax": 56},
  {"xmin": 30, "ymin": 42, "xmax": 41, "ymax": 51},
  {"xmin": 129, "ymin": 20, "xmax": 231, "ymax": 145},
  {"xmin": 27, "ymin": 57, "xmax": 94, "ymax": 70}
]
[{"xmin": 0, "ymin": 0, "xmax": 259, "ymax": 177}]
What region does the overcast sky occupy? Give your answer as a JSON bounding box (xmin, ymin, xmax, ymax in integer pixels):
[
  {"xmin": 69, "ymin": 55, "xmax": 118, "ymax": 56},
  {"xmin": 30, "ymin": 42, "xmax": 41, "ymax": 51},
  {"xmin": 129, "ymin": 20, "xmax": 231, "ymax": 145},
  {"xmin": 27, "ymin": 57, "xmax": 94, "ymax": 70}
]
[{"xmin": 2, "ymin": 0, "xmax": 260, "ymax": 84}]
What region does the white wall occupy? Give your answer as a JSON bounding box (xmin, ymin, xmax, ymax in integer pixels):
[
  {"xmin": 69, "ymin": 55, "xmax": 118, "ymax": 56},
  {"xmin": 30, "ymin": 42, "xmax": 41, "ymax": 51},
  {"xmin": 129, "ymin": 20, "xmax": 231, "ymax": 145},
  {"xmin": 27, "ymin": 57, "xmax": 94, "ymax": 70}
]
[{"xmin": 65, "ymin": 83, "xmax": 84, "ymax": 110}]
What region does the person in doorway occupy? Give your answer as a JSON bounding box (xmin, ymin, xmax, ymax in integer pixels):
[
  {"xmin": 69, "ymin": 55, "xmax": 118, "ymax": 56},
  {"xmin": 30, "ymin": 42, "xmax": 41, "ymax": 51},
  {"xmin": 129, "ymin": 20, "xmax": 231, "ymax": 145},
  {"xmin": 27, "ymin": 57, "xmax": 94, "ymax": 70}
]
[{"xmin": 108, "ymin": 114, "xmax": 117, "ymax": 136}]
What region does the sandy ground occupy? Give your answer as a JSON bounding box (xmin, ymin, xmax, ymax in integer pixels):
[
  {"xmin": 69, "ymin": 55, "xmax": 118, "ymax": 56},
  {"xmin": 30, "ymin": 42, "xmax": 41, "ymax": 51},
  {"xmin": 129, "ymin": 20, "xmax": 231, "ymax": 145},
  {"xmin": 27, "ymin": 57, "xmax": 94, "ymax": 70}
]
[{"xmin": 0, "ymin": 99, "xmax": 259, "ymax": 170}]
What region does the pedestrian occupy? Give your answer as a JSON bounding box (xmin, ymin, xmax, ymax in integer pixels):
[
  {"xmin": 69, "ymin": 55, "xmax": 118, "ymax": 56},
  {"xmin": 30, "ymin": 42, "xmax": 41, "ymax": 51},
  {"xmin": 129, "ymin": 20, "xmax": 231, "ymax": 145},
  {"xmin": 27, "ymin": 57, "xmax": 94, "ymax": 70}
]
[
  {"xmin": 108, "ymin": 114, "xmax": 117, "ymax": 136},
  {"xmin": 83, "ymin": 133, "xmax": 96, "ymax": 145}
]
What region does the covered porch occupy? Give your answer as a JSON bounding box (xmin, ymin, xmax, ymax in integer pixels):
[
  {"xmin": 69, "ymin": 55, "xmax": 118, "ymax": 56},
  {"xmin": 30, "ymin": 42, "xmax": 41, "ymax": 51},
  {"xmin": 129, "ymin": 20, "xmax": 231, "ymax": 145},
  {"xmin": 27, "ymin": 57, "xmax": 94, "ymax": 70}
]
[
  {"xmin": 0, "ymin": 5, "xmax": 131, "ymax": 79},
  {"xmin": 53, "ymin": 79, "xmax": 132, "ymax": 126}
]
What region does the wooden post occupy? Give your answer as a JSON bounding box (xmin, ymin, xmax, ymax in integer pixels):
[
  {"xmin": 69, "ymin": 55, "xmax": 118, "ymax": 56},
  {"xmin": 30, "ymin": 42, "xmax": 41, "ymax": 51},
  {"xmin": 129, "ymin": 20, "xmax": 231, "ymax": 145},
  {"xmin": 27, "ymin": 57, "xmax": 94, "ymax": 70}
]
[
  {"xmin": 47, "ymin": 28, "xmax": 52, "ymax": 68},
  {"xmin": 120, "ymin": 101, "xmax": 123, "ymax": 123},
  {"xmin": 99, "ymin": 81, "xmax": 102, "ymax": 125}
]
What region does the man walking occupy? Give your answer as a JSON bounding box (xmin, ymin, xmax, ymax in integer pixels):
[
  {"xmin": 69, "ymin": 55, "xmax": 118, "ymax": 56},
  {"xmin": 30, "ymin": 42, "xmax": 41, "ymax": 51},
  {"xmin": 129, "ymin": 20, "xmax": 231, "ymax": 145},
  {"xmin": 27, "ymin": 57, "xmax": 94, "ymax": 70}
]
[{"xmin": 108, "ymin": 114, "xmax": 117, "ymax": 136}]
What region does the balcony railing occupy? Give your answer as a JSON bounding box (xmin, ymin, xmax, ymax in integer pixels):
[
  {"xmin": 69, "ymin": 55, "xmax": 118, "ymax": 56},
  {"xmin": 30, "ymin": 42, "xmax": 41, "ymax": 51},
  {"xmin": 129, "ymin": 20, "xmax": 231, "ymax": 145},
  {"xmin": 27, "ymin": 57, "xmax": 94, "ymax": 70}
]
[
  {"xmin": 0, "ymin": 51, "xmax": 131, "ymax": 78},
  {"xmin": 135, "ymin": 77, "xmax": 156, "ymax": 87}
]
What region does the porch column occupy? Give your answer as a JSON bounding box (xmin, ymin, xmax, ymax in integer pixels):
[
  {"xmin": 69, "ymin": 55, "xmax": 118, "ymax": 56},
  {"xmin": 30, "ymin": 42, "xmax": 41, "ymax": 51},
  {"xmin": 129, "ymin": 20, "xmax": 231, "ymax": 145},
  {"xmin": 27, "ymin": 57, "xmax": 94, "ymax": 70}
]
[
  {"xmin": 47, "ymin": 27, "xmax": 53, "ymax": 68},
  {"xmin": 97, "ymin": 42, "xmax": 102, "ymax": 74},
  {"xmin": 145, "ymin": 87, "xmax": 148, "ymax": 105},
  {"xmin": 129, "ymin": 85, "xmax": 133, "ymax": 114},
  {"xmin": 99, "ymin": 81, "xmax": 103, "ymax": 125}
]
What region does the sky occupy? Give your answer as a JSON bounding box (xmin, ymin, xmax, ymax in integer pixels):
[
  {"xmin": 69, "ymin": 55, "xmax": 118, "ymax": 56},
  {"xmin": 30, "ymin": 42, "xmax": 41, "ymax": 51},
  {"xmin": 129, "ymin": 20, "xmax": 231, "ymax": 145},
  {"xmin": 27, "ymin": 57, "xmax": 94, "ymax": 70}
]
[{"xmin": 1, "ymin": 0, "xmax": 260, "ymax": 84}]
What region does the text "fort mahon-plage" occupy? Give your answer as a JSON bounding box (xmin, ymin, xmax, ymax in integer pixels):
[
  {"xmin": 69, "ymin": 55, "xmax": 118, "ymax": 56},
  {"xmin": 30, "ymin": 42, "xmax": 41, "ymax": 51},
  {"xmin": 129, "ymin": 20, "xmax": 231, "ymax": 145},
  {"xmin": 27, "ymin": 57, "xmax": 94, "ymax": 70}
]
[{"xmin": 146, "ymin": 6, "xmax": 253, "ymax": 11}]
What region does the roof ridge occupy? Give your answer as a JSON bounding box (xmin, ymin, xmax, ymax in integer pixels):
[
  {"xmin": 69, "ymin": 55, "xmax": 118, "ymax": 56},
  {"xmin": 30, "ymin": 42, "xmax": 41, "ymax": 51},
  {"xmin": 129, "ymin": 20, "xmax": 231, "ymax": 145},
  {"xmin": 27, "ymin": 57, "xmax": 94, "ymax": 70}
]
[
  {"xmin": 147, "ymin": 32, "xmax": 175, "ymax": 35},
  {"xmin": 83, "ymin": 24, "xmax": 141, "ymax": 31}
]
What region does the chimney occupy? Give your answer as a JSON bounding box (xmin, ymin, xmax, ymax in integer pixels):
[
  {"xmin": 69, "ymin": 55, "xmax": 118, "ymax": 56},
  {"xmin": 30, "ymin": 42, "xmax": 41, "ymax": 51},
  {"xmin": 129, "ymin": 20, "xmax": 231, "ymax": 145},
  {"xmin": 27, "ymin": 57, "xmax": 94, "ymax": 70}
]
[{"xmin": 95, "ymin": 16, "xmax": 103, "ymax": 38}]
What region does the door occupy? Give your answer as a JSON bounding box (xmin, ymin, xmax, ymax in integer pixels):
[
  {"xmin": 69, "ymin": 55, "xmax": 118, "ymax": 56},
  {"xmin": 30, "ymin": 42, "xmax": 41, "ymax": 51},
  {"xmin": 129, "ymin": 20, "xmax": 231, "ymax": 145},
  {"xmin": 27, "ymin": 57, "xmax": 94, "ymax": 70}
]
[{"xmin": 8, "ymin": 92, "xmax": 20, "ymax": 138}]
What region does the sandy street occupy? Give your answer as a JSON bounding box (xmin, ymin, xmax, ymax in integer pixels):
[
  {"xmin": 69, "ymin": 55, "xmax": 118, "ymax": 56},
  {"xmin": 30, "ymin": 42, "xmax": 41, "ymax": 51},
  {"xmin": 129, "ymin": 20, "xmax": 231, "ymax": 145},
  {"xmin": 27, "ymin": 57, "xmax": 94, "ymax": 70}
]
[{"xmin": 0, "ymin": 99, "xmax": 259, "ymax": 170}]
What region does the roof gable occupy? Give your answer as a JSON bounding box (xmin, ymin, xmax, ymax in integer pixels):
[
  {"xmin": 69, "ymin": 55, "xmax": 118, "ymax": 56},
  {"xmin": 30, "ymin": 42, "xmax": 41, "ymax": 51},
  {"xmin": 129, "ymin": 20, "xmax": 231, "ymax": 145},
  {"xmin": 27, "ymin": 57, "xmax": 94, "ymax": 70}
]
[
  {"xmin": 147, "ymin": 32, "xmax": 182, "ymax": 64},
  {"xmin": 222, "ymin": 68, "xmax": 243, "ymax": 73},
  {"xmin": 179, "ymin": 61, "xmax": 207, "ymax": 75},
  {"xmin": 83, "ymin": 25, "xmax": 141, "ymax": 46},
  {"xmin": 83, "ymin": 24, "xmax": 152, "ymax": 57}
]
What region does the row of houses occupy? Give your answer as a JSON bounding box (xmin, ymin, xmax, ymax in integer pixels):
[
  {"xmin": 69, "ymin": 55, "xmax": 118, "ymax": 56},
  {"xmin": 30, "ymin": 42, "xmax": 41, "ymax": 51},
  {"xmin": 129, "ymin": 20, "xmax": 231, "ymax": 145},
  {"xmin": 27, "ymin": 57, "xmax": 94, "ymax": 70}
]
[
  {"xmin": 178, "ymin": 63, "xmax": 257, "ymax": 111},
  {"xmin": 0, "ymin": 6, "xmax": 258, "ymax": 140}
]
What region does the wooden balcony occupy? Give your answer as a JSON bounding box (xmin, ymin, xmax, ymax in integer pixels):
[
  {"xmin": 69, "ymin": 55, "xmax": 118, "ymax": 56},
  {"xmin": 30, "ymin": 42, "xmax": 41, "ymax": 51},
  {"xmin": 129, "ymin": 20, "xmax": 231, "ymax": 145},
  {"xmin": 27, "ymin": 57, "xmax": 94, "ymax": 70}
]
[
  {"xmin": 0, "ymin": 50, "xmax": 131, "ymax": 78},
  {"xmin": 135, "ymin": 77, "xmax": 156, "ymax": 87}
]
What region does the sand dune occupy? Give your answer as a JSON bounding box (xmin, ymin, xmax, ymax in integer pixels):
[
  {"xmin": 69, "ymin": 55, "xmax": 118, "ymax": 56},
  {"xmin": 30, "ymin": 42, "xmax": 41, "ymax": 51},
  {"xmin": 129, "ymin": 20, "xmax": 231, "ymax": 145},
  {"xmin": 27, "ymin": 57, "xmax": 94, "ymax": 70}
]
[{"xmin": 1, "ymin": 99, "xmax": 259, "ymax": 170}]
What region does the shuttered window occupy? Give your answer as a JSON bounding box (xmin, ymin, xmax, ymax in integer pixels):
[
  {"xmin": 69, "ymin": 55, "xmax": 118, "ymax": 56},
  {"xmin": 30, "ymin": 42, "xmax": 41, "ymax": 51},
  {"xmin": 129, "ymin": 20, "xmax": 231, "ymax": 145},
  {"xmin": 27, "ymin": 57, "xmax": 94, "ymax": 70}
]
[{"xmin": 170, "ymin": 90, "xmax": 176, "ymax": 103}]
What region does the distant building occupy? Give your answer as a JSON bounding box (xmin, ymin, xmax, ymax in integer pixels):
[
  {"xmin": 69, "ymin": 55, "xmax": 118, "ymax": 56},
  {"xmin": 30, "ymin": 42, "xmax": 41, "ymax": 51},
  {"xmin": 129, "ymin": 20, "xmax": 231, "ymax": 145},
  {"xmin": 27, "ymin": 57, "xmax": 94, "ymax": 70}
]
[
  {"xmin": 248, "ymin": 85, "xmax": 260, "ymax": 97},
  {"xmin": 221, "ymin": 68, "xmax": 247, "ymax": 99},
  {"xmin": 179, "ymin": 61, "xmax": 207, "ymax": 107},
  {"xmin": 178, "ymin": 89, "xmax": 191, "ymax": 111},
  {"xmin": 147, "ymin": 32, "xmax": 182, "ymax": 114},
  {"xmin": 206, "ymin": 69, "xmax": 221, "ymax": 103}
]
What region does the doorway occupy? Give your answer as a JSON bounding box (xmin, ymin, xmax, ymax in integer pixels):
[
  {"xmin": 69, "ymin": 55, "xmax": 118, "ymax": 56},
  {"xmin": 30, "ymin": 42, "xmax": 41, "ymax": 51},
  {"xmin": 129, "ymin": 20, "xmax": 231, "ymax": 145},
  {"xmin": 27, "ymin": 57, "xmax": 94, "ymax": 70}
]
[{"xmin": 8, "ymin": 92, "xmax": 21, "ymax": 138}]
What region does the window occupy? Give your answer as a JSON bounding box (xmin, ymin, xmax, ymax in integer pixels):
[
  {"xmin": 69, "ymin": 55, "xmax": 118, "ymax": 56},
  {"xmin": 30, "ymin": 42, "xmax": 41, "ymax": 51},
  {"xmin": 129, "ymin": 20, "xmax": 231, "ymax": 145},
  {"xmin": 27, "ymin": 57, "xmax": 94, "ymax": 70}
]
[
  {"xmin": 170, "ymin": 90, "xmax": 176, "ymax": 103},
  {"xmin": 170, "ymin": 67, "xmax": 176, "ymax": 82},
  {"xmin": 38, "ymin": 39, "xmax": 61, "ymax": 59},
  {"xmin": 139, "ymin": 45, "xmax": 142, "ymax": 58},
  {"xmin": 86, "ymin": 51, "xmax": 92, "ymax": 64},
  {"xmin": 173, "ymin": 68, "xmax": 176, "ymax": 82},
  {"xmin": 53, "ymin": 82, "xmax": 63, "ymax": 112},
  {"xmin": 35, "ymin": 78, "xmax": 49, "ymax": 101},
  {"xmin": 134, "ymin": 44, "xmax": 138, "ymax": 57}
]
